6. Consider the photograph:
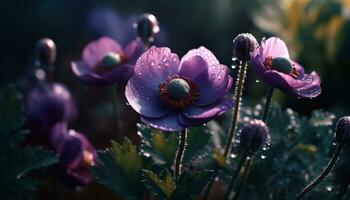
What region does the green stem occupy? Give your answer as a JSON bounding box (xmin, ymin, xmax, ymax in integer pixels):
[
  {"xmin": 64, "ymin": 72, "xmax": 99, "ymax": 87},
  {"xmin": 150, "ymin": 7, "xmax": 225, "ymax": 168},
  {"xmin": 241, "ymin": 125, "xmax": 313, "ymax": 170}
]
[
  {"xmin": 112, "ymin": 84, "xmax": 123, "ymax": 140},
  {"xmin": 223, "ymin": 150, "xmax": 249, "ymax": 200},
  {"xmin": 296, "ymin": 141, "xmax": 346, "ymax": 200},
  {"xmin": 203, "ymin": 164, "xmax": 219, "ymax": 200},
  {"xmin": 174, "ymin": 129, "xmax": 188, "ymax": 181},
  {"xmin": 223, "ymin": 61, "xmax": 248, "ymax": 158},
  {"xmin": 262, "ymin": 86, "xmax": 274, "ymax": 123},
  {"xmin": 232, "ymin": 159, "xmax": 253, "ymax": 200}
]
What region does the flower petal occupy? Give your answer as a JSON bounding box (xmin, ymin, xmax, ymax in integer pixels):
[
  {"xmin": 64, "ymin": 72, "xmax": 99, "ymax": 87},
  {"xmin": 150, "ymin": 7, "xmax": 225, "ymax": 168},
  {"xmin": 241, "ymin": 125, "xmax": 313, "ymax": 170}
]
[
  {"xmin": 71, "ymin": 61, "xmax": 111, "ymax": 86},
  {"xmin": 82, "ymin": 36, "xmax": 123, "ymax": 67},
  {"xmin": 124, "ymin": 39, "xmax": 144, "ymax": 64},
  {"xmin": 125, "ymin": 75, "xmax": 170, "ymax": 118},
  {"xmin": 179, "ymin": 47, "xmax": 232, "ymax": 106},
  {"xmin": 179, "ymin": 98, "xmax": 234, "ymax": 126},
  {"xmin": 291, "ymin": 71, "xmax": 321, "ymax": 98},
  {"xmin": 261, "ymin": 37, "xmax": 290, "ymax": 61},
  {"xmin": 141, "ymin": 113, "xmax": 184, "ymax": 131},
  {"xmin": 125, "ymin": 47, "xmax": 180, "ymax": 118}
]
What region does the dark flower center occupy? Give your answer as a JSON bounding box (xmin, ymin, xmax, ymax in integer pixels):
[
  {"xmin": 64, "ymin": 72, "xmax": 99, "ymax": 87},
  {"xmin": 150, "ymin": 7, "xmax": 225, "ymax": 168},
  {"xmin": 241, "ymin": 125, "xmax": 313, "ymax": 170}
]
[
  {"xmin": 159, "ymin": 75, "xmax": 199, "ymax": 109},
  {"xmin": 102, "ymin": 52, "xmax": 122, "ymax": 67},
  {"xmin": 264, "ymin": 56, "xmax": 299, "ymax": 78},
  {"xmin": 95, "ymin": 52, "xmax": 124, "ymax": 74}
]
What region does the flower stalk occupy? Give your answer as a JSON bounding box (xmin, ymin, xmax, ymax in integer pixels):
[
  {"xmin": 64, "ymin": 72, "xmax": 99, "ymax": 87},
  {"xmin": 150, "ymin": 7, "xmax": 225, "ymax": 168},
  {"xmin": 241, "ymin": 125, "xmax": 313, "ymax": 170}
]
[
  {"xmin": 262, "ymin": 86, "xmax": 274, "ymax": 123},
  {"xmin": 224, "ymin": 60, "xmax": 248, "ymax": 158},
  {"xmin": 223, "ymin": 150, "xmax": 250, "ymax": 200},
  {"xmin": 296, "ymin": 140, "xmax": 346, "ymax": 200},
  {"xmin": 232, "ymin": 158, "xmax": 253, "ymax": 200},
  {"xmin": 174, "ymin": 129, "xmax": 188, "ymax": 181}
]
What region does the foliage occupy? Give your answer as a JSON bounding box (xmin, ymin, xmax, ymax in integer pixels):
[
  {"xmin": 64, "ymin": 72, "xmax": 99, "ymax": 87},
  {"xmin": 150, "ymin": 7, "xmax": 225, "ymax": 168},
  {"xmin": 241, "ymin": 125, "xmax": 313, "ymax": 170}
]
[{"xmin": 0, "ymin": 87, "xmax": 57, "ymax": 200}]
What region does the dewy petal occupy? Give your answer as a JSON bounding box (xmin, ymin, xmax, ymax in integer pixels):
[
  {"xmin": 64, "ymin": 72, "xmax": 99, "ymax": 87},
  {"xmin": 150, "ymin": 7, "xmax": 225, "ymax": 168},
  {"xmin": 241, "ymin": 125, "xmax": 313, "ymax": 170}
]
[
  {"xmin": 82, "ymin": 36, "xmax": 123, "ymax": 67},
  {"xmin": 141, "ymin": 113, "xmax": 184, "ymax": 131},
  {"xmin": 179, "ymin": 47, "xmax": 232, "ymax": 106},
  {"xmin": 261, "ymin": 37, "xmax": 290, "ymax": 61},
  {"xmin": 123, "ymin": 39, "xmax": 144, "ymax": 64},
  {"xmin": 180, "ymin": 98, "xmax": 234, "ymax": 126},
  {"xmin": 291, "ymin": 71, "xmax": 321, "ymax": 98},
  {"xmin": 126, "ymin": 47, "xmax": 180, "ymax": 118}
]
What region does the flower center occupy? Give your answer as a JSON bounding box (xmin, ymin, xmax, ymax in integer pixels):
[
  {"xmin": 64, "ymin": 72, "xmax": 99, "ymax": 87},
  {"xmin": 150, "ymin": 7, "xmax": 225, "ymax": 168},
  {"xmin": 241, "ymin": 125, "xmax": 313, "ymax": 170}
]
[
  {"xmin": 102, "ymin": 52, "xmax": 121, "ymax": 67},
  {"xmin": 166, "ymin": 78, "xmax": 190, "ymax": 100},
  {"xmin": 159, "ymin": 75, "xmax": 199, "ymax": 109},
  {"xmin": 264, "ymin": 56, "xmax": 299, "ymax": 78}
]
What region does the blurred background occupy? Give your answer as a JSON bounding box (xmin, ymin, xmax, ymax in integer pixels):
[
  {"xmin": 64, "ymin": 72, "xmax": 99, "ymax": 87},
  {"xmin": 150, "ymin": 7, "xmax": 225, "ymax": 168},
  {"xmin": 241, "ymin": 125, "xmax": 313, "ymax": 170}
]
[{"xmin": 1, "ymin": 0, "xmax": 350, "ymax": 199}]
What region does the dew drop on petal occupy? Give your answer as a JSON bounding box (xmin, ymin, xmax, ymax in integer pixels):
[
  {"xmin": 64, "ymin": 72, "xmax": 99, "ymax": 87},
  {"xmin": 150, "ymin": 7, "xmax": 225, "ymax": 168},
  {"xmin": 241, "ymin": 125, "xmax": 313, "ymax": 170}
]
[
  {"xmin": 261, "ymin": 154, "xmax": 267, "ymax": 159},
  {"xmin": 150, "ymin": 60, "xmax": 156, "ymax": 67}
]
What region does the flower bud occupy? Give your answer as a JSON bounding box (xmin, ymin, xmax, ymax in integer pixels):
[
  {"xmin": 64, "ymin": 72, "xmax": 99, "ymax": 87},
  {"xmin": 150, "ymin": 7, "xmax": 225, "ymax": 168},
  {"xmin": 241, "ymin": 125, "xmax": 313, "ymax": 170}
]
[
  {"xmin": 232, "ymin": 33, "xmax": 258, "ymax": 62},
  {"xmin": 239, "ymin": 119, "xmax": 269, "ymax": 152},
  {"xmin": 335, "ymin": 116, "xmax": 350, "ymax": 145},
  {"xmin": 135, "ymin": 13, "xmax": 160, "ymax": 43},
  {"xmin": 36, "ymin": 38, "xmax": 56, "ymax": 68}
]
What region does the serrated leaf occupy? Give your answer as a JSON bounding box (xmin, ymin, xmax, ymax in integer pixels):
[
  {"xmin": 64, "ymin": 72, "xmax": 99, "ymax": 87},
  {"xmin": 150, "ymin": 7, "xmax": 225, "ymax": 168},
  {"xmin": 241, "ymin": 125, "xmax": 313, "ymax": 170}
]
[
  {"xmin": 92, "ymin": 150, "xmax": 142, "ymax": 200},
  {"xmin": 142, "ymin": 169, "xmax": 175, "ymax": 199},
  {"xmin": 184, "ymin": 127, "xmax": 212, "ymax": 163},
  {"xmin": 138, "ymin": 123, "xmax": 177, "ymax": 166},
  {"xmin": 111, "ymin": 138, "xmax": 142, "ymax": 179},
  {"xmin": 171, "ymin": 170, "xmax": 213, "ymax": 200}
]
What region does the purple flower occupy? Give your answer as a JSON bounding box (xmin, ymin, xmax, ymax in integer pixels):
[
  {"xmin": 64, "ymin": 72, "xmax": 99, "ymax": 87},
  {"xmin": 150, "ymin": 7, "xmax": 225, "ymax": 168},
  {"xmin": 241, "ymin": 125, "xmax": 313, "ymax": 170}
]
[
  {"xmin": 125, "ymin": 46, "xmax": 234, "ymax": 131},
  {"xmin": 50, "ymin": 124, "xmax": 96, "ymax": 186},
  {"xmin": 251, "ymin": 37, "xmax": 321, "ymax": 98},
  {"xmin": 71, "ymin": 36, "xmax": 144, "ymax": 86},
  {"xmin": 24, "ymin": 83, "xmax": 76, "ymax": 136}
]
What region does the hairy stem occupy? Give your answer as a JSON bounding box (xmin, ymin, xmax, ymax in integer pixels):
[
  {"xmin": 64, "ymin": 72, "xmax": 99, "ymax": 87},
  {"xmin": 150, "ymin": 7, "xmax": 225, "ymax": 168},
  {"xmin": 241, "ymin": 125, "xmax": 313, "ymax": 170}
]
[
  {"xmin": 224, "ymin": 61, "xmax": 248, "ymax": 158},
  {"xmin": 174, "ymin": 129, "xmax": 188, "ymax": 181},
  {"xmin": 223, "ymin": 150, "xmax": 249, "ymax": 200},
  {"xmin": 296, "ymin": 141, "xmax": 345, "ymax": 200},
  {"xmin": 262, "ymin": 86, "xmax": 274, "ymax": 123},
  {"xmin": 232, "ymin": 158, "xmax": 253, "ymax": 200}
]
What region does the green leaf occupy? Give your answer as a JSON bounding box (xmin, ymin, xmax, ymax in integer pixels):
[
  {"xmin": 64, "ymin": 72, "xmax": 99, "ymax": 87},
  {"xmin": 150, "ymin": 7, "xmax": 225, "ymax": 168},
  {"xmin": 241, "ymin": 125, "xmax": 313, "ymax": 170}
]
[
  {"xmin": 138, "ymin": 123, "xmax": 177, "ymax": 166},
  {"xmin": 111, "ymin": 138, "xmax": 142, "ymax": 179},
  {"xmin": 171, "ymin": 170, "xmax": 213, "ymax": 200},
  {"xmin": 92, "ymin": 139, "xmax": 143, "ymax": 200},
  {"xmin": 142, "ymin": 169, "xmax": 175, "ymax": 200}
]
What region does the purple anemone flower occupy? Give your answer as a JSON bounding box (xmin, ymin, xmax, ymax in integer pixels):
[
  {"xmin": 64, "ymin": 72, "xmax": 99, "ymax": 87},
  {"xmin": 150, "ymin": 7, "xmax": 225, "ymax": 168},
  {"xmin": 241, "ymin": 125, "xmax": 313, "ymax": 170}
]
[
  {"xmin": 125, "ymin": 46, "xmax": 234, "ymax": 131},
  {"xmin": 24, "ymin": 83, "xmax": 76, "ymax": 136},
  {"xmin": 71, "ymin": 36, "xmax": 144, "ymax": 86},
  {"xmin": 51, "ymin": 125, "xmax": 96, "ymax": 187},
  {"xmin": 251, "ymin": 37, "xmax": 321, "ymax": 98}
]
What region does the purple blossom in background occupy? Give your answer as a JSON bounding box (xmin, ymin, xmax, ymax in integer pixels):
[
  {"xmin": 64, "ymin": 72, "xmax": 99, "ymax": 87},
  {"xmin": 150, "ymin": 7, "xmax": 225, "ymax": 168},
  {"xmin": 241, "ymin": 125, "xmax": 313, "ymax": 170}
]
[
  {"xmin": 251, "ymin": 37, "xmax": 321, "ymax": 98},
  {"xmin": 71, "ymin": 36, "xmax": 144, "ymax": 86},
  {"xmin": 50, "ymin": 124, "xmax": 97, "ymax": 187},
  {"xmin": 24, "ymin": 83, "xmax": 76, "ymax": 136},
  {"xmin": 126, "ymin": 46, "xmax": 234, "ymax": 131}
]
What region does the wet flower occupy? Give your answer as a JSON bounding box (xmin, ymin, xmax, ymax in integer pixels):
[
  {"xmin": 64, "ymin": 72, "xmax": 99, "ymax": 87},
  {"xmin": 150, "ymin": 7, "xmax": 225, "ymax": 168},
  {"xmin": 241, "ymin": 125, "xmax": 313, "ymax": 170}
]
[
  {"xmin": 71, "ymin": 36, "xmax": 144, "ymax": 86},
  {"xmin": 125, "ymin": 46, "xmax": 234, "ymax": 131},
  {"xmin": 335, "ymin": 116, "xmax": 350, "ymax": 145},
  {"xmin": 251, "ymin": 37, "xmax": 321, "ymax": 98},
  {"xmin": 239, "ymin": 119, "xmax": 269, "ymax": 152},
  {"xmin": 36, "ymin": 38, "xmax": 56, "ymax": 68},
  {"xmin": 232, "ymin": 33, "xmax": 258, "ymax": 62},
  {"xmin": 57, "ymin": 128, "xmax": 96, "ymax": 187},
  {"xmin": 24, "ymin": 83, "xmax": 76, "ymax": 136}
]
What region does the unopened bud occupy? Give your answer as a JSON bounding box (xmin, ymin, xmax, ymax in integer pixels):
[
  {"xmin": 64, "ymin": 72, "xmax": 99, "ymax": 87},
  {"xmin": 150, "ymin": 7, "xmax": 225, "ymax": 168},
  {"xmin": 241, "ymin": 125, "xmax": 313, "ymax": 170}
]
[
  {"xmin": 135, "ymin": 13, "xmax": 159, "ymax": 43},
  {"xmin": 239, "ymin": 119, "xmax": 269, "ymax": 152},
  {"xmin": 335, "ymin": 116, "xmax": 350, "ymax": 145},
  {"xmin": 36, "ymin": 38, "xmax": 56, "ymax": 68},
  {"xmin": 232, "ymin": 33, "xmax": 258, "ymax": 62}
]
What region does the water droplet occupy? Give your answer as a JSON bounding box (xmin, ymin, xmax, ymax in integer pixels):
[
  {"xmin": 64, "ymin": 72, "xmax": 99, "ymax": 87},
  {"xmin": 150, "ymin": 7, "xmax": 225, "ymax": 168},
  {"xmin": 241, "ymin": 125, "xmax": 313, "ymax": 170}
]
[
  {"xmin": 150, "ymin": 60, "xmax": 156, "ymax": 67},
  {"xmin": 261, "ymin": 155, "xmax": 267, "ymax": 159},
  {"xmin": 138, "ymin": 72, "xmax": 143, "ymax": 75},
  {"xmin": 255, "ymin": 79, "xmax": 260, "ymax": 83},
  {"xmin": 332, "ymin": 142, "xmax": 337, "ymax": 146},
  {"xmin": 230, "ymin": 153, "xmax": 237, "ymax": 158},
  {"xmin": 222, "ymin": 105, "xmax": 227, "ymax": 109},
  {"xmin": 157, "ymin": 64, "xmax": 162, "ymax": 69},
  {"xmin": 126, "ymin": 102, "xmax": 130, "ymax": 106},
  {"xmin": 326, "ymin": 186, "xmax": 332, "ymax": 192},
  {"xmin": 217, "ymin": 75, "xmax": 222, "ymax": 80},
  {"xmin": 164, "ymin": 61, "xmax": 170, "ymax": 66}
]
